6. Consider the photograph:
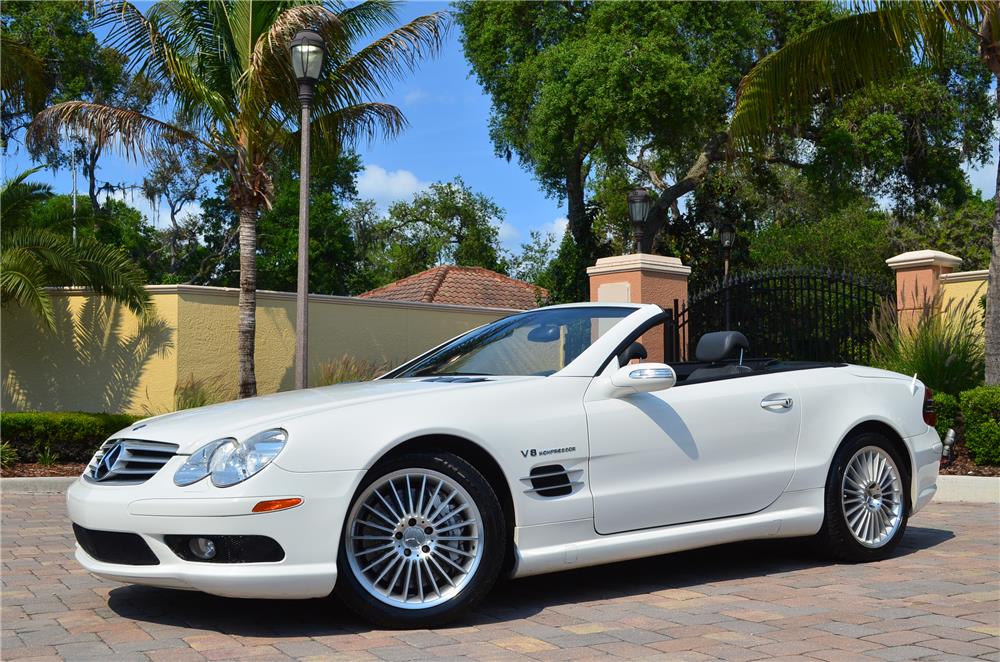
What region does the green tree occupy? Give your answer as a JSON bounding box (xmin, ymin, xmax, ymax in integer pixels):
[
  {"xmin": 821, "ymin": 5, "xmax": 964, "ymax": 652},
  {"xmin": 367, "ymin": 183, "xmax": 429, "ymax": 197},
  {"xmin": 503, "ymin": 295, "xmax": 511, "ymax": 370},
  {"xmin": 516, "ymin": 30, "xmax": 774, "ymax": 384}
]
[
  {"xmin": 0, "ymin": 170, "xmax": 150, "ymax": 329},
  {"xmin": 30, "ymin": 1, "xmax": 447, "ymax": 397},
  {"xmin": 2, "ymin": 1, "xmax": 158, "ymax": 207},
  {"xmin": 729, "ymin": 1, "xmax": 1000, "ymax": 384},
  {"xmin": 354, "ymin": 177, "xmax": 509, "ymax": 290}
]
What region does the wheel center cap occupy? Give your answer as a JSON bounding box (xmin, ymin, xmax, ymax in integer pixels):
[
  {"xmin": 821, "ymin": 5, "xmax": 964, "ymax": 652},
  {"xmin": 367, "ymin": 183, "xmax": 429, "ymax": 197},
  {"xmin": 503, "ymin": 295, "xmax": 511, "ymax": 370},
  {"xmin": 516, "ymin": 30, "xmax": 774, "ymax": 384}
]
[{"xmin": 402, "ymin": 526, "xmax": 427, "ymax": 548}]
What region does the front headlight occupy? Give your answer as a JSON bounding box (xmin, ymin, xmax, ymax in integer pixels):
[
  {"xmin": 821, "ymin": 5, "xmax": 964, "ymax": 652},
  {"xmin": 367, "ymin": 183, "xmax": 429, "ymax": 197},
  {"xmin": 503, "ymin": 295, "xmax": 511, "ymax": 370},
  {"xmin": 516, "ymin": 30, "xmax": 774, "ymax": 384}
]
[
  {"xmin": 173, "ymin": 438, "xmax": 232, "ymax": 486},
  {"xmin": 172, "ymin": 429, "xmax": 287, "ymax": 488},
  {"xmin": 209, "ymin": 428, "xmax": 288, "ymax": 487}
]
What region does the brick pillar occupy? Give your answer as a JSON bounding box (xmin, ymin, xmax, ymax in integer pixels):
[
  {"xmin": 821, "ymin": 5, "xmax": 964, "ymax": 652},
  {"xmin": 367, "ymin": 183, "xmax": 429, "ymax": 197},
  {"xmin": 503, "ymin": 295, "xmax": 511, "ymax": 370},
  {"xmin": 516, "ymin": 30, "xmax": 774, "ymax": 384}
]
[
  {"xmin": 885, "ymin": 250, "xmax": 962, "ymax": 327},
  {"xmin": 586, "ymin": 253, "xmax": 690, "ymax": 362}
]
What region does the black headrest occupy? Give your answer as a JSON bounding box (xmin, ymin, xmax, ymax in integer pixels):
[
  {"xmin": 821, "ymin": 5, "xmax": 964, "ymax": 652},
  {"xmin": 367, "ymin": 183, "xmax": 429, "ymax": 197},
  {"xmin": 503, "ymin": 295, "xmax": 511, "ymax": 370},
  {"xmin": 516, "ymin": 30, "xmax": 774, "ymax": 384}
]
[{"xmin": 695, "ymin": 331, "xmax": 749, "ymax": 363}]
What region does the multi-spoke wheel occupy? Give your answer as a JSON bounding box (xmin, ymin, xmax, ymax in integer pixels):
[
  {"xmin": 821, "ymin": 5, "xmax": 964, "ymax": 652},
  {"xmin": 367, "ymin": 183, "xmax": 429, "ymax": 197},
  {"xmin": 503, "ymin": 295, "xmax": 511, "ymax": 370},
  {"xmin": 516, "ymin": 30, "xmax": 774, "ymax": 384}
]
[
  {"xmin": 336, "ymin": 452, "xmax": 505, "ymax": 628},
  {"xmin": 818, "ymin": 433, "xmax": 910, "ymax": 562}
]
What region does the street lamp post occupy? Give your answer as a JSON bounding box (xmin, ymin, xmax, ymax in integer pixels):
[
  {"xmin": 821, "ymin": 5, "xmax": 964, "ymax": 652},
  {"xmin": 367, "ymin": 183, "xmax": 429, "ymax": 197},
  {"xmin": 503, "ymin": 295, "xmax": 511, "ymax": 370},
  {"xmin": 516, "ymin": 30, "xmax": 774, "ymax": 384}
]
[
  {"xmin": 290, "ymin": 30, "xmax": 326, "ymax": 390},
  {"xmin": 627, "ymin": 187, "xmax": 654, "ymax": 254},
  {"xmin": 718, "ymin": 222, "xmax": 736, "ymax": 330}
]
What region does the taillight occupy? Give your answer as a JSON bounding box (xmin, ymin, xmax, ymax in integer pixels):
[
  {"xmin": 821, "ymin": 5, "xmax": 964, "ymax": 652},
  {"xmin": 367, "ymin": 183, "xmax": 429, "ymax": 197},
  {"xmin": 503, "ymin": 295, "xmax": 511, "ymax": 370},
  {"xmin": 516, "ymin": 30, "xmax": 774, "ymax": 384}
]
[{"xmin": 923, "ymin": 387, "xmax": 937, "ymax": 427}]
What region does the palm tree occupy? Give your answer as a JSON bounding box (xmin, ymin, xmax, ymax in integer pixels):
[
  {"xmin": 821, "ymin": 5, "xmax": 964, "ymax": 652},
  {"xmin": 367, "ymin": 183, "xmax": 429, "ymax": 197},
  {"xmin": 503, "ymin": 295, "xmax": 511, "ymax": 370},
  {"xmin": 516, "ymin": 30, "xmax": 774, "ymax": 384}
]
[
  {"xmin": 1, "ymin": 169, "xmax": 150, "ymax": 329},
  {"xmin": 28, "ymin": 1, "xmax": 447, "ymax": 397},
  {"xmin": 730, "ymin": 1, "xmax": 1000, "ymax": 385}
]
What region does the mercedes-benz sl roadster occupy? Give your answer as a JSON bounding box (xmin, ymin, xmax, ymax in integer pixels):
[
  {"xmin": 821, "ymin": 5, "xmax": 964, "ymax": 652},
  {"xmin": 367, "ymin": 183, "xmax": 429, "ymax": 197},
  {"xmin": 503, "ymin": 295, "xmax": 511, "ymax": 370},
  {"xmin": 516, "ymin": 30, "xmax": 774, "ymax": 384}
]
[{"xmin": 67, "ymin": 303, "xmax": 944, "ymax": 627}]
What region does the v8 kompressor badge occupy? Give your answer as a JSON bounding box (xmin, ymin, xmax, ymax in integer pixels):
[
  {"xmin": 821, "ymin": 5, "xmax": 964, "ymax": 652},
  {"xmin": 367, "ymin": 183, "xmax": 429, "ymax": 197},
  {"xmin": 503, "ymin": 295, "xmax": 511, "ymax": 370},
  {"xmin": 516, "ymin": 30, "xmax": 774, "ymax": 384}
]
[{"xmin": 520, "ymin": 446, "xmax": 576, "ymax": 458}]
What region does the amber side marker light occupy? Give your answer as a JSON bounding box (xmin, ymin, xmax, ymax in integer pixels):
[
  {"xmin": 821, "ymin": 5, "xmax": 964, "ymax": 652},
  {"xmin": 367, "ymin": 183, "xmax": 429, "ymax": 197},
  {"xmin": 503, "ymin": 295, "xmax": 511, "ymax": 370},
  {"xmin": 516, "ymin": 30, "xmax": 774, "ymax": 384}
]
[{"xmin": 252, "ymin": 498, "xmax": 303, "ymax": 513}]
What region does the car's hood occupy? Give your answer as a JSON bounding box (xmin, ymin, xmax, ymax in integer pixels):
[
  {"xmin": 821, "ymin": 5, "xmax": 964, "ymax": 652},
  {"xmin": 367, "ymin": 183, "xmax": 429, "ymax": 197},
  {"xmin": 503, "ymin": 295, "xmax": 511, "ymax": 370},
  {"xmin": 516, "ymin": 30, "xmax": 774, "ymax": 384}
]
[{"xmin": 116, "ymin": 377, "xmax": 530, "ymax": 454}]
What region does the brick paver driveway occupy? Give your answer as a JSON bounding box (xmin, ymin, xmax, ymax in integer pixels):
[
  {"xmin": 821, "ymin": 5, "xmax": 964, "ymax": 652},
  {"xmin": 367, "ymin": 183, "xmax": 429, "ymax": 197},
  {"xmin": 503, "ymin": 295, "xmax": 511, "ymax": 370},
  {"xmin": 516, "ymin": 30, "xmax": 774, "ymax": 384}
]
[{"xmin": 2, "ymin": 493, "xmax": 998, "ymax": 662}]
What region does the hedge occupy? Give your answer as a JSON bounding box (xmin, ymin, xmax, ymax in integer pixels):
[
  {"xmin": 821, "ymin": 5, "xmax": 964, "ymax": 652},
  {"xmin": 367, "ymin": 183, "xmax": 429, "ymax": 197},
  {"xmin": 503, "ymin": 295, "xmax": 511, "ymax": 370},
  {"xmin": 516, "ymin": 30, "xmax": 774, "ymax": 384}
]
[
  {"xmin": 933, "ymin": 391, "xmax": 959, "ymax": 442},
  {"xmin": 961, "ymin": 386, "xmax": 1000, "ymax": 466},
  {"xmin": 0, "ymin": 412, "xmax": 142, "ymax": 463}
]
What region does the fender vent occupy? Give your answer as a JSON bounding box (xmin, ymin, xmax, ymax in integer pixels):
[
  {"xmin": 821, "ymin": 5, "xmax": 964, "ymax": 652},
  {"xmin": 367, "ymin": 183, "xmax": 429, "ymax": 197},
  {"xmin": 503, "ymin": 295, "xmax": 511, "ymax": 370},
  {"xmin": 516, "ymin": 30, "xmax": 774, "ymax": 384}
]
[{"xmin": 523, "ymin": 464, "xmax": 581, "ymax": 497}]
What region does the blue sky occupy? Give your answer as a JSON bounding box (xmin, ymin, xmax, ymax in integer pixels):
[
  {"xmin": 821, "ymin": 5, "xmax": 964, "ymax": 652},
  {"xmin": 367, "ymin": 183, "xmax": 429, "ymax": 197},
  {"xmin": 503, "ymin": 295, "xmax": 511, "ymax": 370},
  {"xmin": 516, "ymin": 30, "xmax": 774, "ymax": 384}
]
[{"xmin": 2, "ymin": 1, "xmax": 995, "ymax": 253}]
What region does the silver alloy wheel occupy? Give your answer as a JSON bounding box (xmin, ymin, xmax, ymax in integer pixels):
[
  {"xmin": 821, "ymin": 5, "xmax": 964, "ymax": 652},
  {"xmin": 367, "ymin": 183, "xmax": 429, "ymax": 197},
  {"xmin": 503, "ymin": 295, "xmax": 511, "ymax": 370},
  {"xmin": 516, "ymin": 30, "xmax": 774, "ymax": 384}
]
[
  {"xmin": 345, "ymin": 468, "xmax": 484, "ymax": 609},
  {"xmin": 841, "ymin": 445, "xmax": 904, "ymax": 548}
]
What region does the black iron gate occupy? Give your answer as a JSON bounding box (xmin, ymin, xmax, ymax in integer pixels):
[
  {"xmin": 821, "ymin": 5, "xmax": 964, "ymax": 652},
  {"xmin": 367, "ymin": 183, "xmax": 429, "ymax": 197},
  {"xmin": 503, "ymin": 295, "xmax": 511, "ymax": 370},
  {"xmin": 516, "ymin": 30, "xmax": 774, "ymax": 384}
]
[{"xmin": 667, "ymin": 267, "xmax": 895, "ymax": 365}]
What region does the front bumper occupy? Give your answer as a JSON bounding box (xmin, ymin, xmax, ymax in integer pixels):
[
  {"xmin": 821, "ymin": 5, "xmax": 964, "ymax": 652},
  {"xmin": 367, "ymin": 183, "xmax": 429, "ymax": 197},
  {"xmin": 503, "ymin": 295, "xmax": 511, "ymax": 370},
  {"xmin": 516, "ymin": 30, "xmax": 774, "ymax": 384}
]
[{"xmin": 66, "ymin": 460, "xmax": 363, "ymax": 599}]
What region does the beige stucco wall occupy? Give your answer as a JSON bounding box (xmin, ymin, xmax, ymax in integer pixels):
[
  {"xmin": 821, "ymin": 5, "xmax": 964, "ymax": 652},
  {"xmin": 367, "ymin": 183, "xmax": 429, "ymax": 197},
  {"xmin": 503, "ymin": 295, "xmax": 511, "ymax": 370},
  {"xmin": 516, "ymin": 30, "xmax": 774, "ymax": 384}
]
[
  {"xmin": 2, "ymin": 285, "xmax": 514, "ymax": 414},
  {"xmin": 2, "ymin": 290, "xmax": 179, "ymax": 414},
  {"xmin": 939, "ymin": 270, "xmax": 988, "ymax": 328}
]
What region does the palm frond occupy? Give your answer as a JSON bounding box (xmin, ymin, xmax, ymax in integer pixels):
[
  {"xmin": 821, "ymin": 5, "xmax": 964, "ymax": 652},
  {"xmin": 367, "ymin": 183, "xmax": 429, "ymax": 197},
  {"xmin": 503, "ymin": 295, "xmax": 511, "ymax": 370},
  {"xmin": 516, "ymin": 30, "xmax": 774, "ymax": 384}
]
[
  {"xmin": 0, "ymin": 249, "xmax": 55, "ymax": 330},
  {"xmin": 298, "ymin": 102, "xmax": 406, "ymax": 155},
  {"xmin": 27, "ymin": 101, "xmax": 210, "ymax": 162},
  {"xmin": 1, "ymin": 168, "xmax": 51, "ymax": 227},
  {"xmin": 730, "ymin": 4, "xmax": 947, "ymax": 152},
  {"xmin": 321, "ymin": 10, "xmax": 449, "ymax": 108},
  {"xmin": 73, "ymin": 238, "xmax": 151, "ymax": 318},
  {"xmin": 0, "ymin": 31, "xmax": 49, "ymax": 117}
]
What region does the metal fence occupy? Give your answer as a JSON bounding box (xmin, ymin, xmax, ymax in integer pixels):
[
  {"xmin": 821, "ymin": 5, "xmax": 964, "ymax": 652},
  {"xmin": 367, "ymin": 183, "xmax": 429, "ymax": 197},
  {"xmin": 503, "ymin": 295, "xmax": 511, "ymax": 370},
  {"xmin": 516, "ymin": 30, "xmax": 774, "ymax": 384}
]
[{"xmin": 668, "ymin": 267, "xmax": 895, "ymax": 365}]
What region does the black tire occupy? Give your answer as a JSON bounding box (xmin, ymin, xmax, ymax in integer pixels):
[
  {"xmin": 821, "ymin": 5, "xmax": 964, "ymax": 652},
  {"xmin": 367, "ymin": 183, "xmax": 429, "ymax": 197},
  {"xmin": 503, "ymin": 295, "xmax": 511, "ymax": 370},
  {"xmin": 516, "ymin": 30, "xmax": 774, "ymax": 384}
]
[
  {"xmin": 817, "ymin": 431, "xmax": 910, "ymax": 563},
  {"xmin": 335, "ymin": 452, "xmax": 506, "ymax": 628}
]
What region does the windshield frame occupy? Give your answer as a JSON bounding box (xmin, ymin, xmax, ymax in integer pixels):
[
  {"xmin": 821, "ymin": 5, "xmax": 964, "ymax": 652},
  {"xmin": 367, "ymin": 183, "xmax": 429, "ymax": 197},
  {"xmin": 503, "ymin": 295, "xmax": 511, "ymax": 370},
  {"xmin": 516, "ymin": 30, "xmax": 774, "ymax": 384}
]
[{"xmin": 381, "ymin": 303, "xmax": 648, "ymax": 379}]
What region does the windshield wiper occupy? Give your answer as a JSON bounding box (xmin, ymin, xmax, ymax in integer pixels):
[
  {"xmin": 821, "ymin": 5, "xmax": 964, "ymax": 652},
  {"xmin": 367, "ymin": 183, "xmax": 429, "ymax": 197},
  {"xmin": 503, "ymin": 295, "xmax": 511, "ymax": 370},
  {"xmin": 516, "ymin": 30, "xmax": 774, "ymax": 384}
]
[{"xmin": 423, "ymin": 371, "xmax": 495, "ymax": 377}]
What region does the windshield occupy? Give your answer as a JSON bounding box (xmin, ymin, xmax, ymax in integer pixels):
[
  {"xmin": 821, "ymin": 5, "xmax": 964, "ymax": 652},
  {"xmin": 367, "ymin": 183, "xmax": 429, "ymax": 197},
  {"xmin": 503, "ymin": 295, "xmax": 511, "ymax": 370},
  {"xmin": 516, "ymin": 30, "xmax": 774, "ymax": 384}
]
[{"xmin": 393, "ymin": 306, "xmax": 635, "ymax": 378}]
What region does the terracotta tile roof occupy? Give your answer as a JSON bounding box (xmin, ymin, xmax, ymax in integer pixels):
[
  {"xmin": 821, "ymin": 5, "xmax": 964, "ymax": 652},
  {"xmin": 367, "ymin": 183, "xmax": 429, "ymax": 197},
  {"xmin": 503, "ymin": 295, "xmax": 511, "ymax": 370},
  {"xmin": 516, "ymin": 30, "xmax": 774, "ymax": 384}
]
[{"xmin": 357, "ymin": 265, "xmax": 548, "ymax": 310}]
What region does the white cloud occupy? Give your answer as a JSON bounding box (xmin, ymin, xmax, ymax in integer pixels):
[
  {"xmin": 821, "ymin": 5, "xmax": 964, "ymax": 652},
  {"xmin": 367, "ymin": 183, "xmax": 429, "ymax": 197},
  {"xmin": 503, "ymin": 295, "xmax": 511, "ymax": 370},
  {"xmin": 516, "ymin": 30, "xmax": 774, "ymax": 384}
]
[
  {"xmin": 357, "ymin": 164, "xmax": 430, "ymax": 210},
  {"xmin": 403, "ymin": 88, "xmax": 429, "ymax": 105},
  {"xmin": 544, "ymin": 216, "xmax": 568, "ymax": 240},
  {"xmin": 498, "ymin": 220, "xmax": 521, "ymax": 246}
]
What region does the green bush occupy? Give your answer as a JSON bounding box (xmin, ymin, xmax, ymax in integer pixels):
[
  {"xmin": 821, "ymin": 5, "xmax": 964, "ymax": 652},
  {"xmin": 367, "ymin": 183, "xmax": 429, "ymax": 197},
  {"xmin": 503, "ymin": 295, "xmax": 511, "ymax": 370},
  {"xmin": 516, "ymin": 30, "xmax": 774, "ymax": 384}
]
[
  {"xmin": 961, "ymin": 386, "xmax": 1000, "ymax": 466},
  {"xmin": 0, "ymin": 412, "xmax": 142, "ymax": 463},
  {"xmin": 0, "ymin": 441, "xmax": 18, "ymax": 470},
  {"xmin": 869, "ymin": 293, "xmax": 985, "ymax": 395},
  {"xmin": 318, "ymin": 355, "xmax": 386, "ymax": 386},
  {"xmin": 933, "ymin": 391, "xmax": 959, "ymax": 441}
]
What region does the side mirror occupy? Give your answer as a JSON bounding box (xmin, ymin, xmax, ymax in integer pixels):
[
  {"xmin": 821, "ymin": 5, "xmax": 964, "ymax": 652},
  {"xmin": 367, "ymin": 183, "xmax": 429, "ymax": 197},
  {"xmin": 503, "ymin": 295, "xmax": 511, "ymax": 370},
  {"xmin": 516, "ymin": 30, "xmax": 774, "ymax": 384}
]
[{"xmin": 610, "ymin": 362, "xmax": 676, "ymax": 394}]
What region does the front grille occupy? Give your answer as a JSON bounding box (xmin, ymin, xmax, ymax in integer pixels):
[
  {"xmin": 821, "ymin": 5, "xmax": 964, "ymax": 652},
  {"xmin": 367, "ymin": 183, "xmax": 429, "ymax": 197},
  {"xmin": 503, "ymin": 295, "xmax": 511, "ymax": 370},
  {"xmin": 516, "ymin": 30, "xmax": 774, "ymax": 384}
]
[
  {"xmin": 85, "ymin": 439, "xmax": 179, "ymax": 485},
  {"xmin": 72, "ymin": 524, "xmax": 160, "ymax": 565}
]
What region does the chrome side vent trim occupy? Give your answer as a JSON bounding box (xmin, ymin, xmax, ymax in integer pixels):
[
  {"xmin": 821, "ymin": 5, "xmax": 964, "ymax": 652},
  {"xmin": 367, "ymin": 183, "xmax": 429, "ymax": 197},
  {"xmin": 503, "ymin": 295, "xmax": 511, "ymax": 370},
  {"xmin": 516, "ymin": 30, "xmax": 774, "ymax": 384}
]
[
  {"xmin": 521, "ymin": 464, "xmax": 582, "ymax": 497},
  {"xmin": 85, "ymin": 439, "xmax": 179, "ymax": 485}
]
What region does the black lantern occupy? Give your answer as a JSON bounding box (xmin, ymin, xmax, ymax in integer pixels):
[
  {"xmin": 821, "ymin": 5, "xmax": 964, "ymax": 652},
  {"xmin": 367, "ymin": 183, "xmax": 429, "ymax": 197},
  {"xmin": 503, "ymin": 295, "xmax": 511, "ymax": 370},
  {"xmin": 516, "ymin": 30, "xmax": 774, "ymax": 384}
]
[
  {"xmin": 289, "ymin": 30, "xmax": 326, "ymax": 103},
  {"xmin": 719, "ymin": 223, "xmax": 736, "ymax": 249},
  {"xmin": 627, "ymin": 187, "xmax": 653, "ymax": 253}
]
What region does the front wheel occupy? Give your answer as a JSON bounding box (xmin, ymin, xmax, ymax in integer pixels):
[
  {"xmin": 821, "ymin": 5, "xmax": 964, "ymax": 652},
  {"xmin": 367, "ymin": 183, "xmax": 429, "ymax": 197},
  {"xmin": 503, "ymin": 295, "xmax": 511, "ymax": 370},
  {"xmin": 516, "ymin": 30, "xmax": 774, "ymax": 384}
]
[
  {"xmin": 817, "ymin": 433, "xmax": 910, "ymax": 562},
  {"xmin": 335, "ymin": 452, "xmax": 505, "ymax": 628}
]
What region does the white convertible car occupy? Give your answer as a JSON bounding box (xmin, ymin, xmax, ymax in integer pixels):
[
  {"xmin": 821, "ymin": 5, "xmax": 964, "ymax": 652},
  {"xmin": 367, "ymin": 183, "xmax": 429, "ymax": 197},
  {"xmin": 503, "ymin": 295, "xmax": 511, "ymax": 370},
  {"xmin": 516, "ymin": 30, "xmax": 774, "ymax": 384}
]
[{"xmin": 67, "ymin": 303, "xmax": 944, "ymax": 627}]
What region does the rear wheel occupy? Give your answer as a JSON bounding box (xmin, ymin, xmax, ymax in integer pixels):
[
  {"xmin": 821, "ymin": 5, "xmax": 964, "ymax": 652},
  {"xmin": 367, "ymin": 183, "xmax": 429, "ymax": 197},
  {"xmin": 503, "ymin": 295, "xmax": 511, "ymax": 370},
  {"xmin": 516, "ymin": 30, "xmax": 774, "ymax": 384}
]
[
  {"xmin": 818, "ymin": 432, "xmax": 910, "ymax": 562},
  {"xmin": 335, "ymin": 452, "xmax": 505, "ymax": 628}
]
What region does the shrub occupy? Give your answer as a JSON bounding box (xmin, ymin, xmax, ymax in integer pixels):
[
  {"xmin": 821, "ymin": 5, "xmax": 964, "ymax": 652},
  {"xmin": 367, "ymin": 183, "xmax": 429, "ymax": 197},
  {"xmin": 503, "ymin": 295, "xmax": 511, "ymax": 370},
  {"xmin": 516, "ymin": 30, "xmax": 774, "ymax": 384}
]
[
  {"xmin": 0, "ymin": 441, "xmax": 18, "ymax": 470},
  {"xmin": 37, "ymin": 444, "xmax": 58, "ymax": 466},
  {"xmin": 933, "ymin": 391, "xmax": 959, "ymax": 441},
  {"xmin": 318, "ymin": 355, "xmax": 385, "ymax": 386},
  {"xmin": 961, "ymin": 386, "xmax": 1000, "ymax": 466},
  {"xmin": 869, "ymin": 293, "xmax": 985, "ymax": 395},
  {"xmin": 141, "ymin": 374, "xmax": 231, "ymax": 416},
  {"xmin": 0, "ymin": 412, "xmax": 141, "ymax": 463}
]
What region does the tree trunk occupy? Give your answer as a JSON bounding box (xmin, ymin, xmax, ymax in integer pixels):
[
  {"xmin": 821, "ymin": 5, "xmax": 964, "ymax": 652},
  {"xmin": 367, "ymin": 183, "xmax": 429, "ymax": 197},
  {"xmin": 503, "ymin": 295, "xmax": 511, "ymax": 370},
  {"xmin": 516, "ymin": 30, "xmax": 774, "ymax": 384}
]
[
  {"xmin": 985, "ymin": 90, "xmax": 999, "ymax": 385},
  {"xmin": 565, "ymin": 161, "xmax": 591, "ymax": 250},
  {"xmin": 237, "ymin": 203, "xmax": 258, "ymax": 398}
]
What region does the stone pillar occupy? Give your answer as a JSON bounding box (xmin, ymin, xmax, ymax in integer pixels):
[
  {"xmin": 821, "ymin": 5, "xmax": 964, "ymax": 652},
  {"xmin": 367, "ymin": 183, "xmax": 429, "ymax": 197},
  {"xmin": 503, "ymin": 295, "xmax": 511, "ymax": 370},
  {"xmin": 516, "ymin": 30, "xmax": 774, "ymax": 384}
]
[
  {"xmin": 885, "ymin": 250, "xmax": 962, "ymax": 327},
  {"xmin": 586, "ymin": 253, "xmax": 690, "ymax": 362}
]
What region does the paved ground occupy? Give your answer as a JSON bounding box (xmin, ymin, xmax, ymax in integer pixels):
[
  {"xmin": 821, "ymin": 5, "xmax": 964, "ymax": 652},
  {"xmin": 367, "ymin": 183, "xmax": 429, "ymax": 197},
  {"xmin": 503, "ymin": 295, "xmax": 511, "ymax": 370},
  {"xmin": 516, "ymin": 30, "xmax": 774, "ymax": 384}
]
[{"xmin": 2, "ymin": 494, "xmax": 998, "ymax": 662}]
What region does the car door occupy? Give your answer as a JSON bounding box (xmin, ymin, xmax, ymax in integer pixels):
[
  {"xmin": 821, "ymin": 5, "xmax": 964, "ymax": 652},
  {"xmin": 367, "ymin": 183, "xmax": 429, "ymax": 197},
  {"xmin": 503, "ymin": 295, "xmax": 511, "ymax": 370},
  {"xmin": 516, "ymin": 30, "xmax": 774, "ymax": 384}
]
[{"xmin": 585, "ymin": 371, "xmax": 801, "ymax": 534}]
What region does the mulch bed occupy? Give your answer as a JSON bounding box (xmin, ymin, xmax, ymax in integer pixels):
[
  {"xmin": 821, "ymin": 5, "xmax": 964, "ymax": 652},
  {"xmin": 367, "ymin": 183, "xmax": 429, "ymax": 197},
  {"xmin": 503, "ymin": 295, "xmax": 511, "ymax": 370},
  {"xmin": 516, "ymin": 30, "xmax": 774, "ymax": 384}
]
[
  {"xmin": 939, "ymin": 442, "xmax": 1000, "ymax": 477},
  {"xmin": 2, "ymin": 463, "xmax": 87, "ymax": 478}
]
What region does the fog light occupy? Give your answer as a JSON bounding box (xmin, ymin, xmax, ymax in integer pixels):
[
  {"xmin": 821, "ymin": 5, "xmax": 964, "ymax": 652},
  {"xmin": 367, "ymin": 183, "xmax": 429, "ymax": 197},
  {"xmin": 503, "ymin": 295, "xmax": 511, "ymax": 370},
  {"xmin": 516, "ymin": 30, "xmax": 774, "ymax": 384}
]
[{"xmin": 189, "ymin": 537, "xmax": 216, "ymax": 560}]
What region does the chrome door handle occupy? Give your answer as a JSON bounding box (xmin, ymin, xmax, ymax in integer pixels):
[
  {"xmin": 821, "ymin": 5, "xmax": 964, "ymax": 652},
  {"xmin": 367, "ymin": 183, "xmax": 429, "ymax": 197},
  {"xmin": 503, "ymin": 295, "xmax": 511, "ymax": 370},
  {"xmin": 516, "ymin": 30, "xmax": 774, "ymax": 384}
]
[{"xmin": 761, "ymin": 395, "xmax": 793, "ymax": 409}]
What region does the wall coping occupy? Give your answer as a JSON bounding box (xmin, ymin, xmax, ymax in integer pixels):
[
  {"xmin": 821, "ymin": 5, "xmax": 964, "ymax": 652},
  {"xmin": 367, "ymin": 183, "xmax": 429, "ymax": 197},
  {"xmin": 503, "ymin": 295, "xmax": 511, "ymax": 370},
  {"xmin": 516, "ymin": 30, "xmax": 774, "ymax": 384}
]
[
  {"xmin": 42, "ymin": 284, "xmax": 524, "ymax": 315},
  {"xmin": 586, "ymin": 253, "xmax": 691, "ymax": 277},
  {"xmin": 939, "ymin": 269, "xmax": 989, "ymax": 284},
  {"xmin": 885, "ymin": 250, "xmax": 963, "ymax": 271}
]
